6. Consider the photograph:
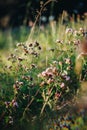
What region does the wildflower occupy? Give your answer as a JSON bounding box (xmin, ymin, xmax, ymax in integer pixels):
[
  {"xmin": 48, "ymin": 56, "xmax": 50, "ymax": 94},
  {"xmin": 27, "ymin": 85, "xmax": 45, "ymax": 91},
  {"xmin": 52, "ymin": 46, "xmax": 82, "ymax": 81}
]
[
  {"xmin": 65, "ymin": 58, "xmax": 71, "ymax": 64},
  {"xmin": 29, "ymin": 43, "xmax": 33, "ymax": 47},
  {"xmin": 74, "ymin": 30, "xmax": 80, "ymax": 36},
  {"xmin": 12, "ymin": 100, "xmax": 18, "ymax": 107},
  {"xmin": 9, "ymin": 116, "xmax": 13, "ymax": 124},
  {"xmin": 65, "ymin": 76, "xmax": 70, "ymax": 81},
  {"xmin": 66, "ymin": 28, "xmax": 73, "ymax": 34},
  {"xmin": 79, "ymin": 27, "xmax": 84, "ymax": 33},
  {"xmin": 47, "ymin": 78, "xmax": 54, "ymax": 84},
  {"xmin": 63, "ymin": 70, "xmax": 68, "ymax": 75},
  {"xmin": 10, "ymin": 54, "xmax": 16, "ymax": 60},
  {"xmin": 56, "ymin": 39, "xmax": 63, "ymax": 44},
  {"xmin": 38, "ymin": 46, "xmax": 41, "ymax": 50},
  {"xmin": 52, "ymin": 67, "xmax": 58, "ymax": 75},
  {"xmin": 59, "ymin": 61, "xmax": 62, "ymax": 66},
  {"xmin": 74, "ymin": 40, "xmax": 81, "ymax": 45},
  {"xmin": 13, "ymin": 84, "xmax": 20, "ymax": 92},
  {"xmin": 42, "ymin": 71, "xmax": 47, "ymax": 77},
  {"xmin": 18, "ymin": 82, "xmax": 23, "ymax": 86},
  {"xmin": 34, "ymin": 52, "xmax": 38, "ymax": 57},
  {"xmin": 67, "ymin": 66, "xmax": 71, "ymax": 70},
  {"xmin": 18, "ymin": 57, "xmax": 24, "ymax": 61},
  {"xmin": 37, "ymin": 73, "xmax": 42, "ymax": 78},
  {"xmin": 5, "ymin": 101, "xmax": 10, "ymax": 108},
  {"xmin": 47, "ymin": 72, "xmax": 53, "ymax": 77},
  {"xmin": 16, "ymin": 43, "xmax": 23, "ymax": 47},
  {"xmin": 22, "ymin": 75, "xmax": 31, "ymax": 81},
  {"xmin": 22, "ymin": 75, "xmax": 26, "ymax": 79},
  {"xmin": 15, "ymin": 81, "xmax": 19, "ymax": 84},
  {"xmin": 31, "ymin": 64, "xmax": 37, "ymax": 68},
  {"xmin": 55, "ymin": 92, "xmax": 61, "ymax": 99},
  {"xmin": 23, "ymin": 48, "xmax": 29, "ymax": 53},
  {"xmin": 53, "ymin": 60, "xmax": 57, "ymax": 64},
  {"xmin": 68, "ymin": 41, "xmax": 71, "ymax": 45},
  {"xmin": 60, "ymin": 82, "xmax": 65, "ymax": 88},
  {"xmin": 34, "ymin": 41, "xmax": 39, "ymax": 47}
]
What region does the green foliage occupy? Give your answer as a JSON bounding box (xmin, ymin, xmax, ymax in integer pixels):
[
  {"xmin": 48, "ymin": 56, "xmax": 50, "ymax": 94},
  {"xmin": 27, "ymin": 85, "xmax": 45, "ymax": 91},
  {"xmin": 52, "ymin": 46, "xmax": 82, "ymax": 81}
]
[{"xmin": 0, "ymin": 16, "xmax": 87, "ymax": 129}]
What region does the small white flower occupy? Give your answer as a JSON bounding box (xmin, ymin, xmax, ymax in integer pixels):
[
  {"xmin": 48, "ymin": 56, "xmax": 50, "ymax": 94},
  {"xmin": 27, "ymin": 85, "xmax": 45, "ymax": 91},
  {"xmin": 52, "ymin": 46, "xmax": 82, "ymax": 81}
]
[
  {"xmin": 65, "ymin": 76, "xmax": 70, "ymax": 81},
  {"xmin": 66, "ymin": 28, "xmax": 73, "ymax": 34},
  {"xmin": 60, "ymin": 83, "xmax": 65, "ymax": 88}
]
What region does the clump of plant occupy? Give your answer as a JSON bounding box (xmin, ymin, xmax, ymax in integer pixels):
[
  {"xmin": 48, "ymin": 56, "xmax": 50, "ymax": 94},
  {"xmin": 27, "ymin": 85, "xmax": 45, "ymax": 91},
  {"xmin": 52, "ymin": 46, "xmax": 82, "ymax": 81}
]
[
  {"xmin": 38, "ymin": 53, "xmax": 80, "ymax": 113},
  {"xmin": 0, "ymin": 11, "xmax": 87, "ymax": 129},
  {"xmin": 0, "ymin": 29, "xmax": 83, "ymax": 129}
]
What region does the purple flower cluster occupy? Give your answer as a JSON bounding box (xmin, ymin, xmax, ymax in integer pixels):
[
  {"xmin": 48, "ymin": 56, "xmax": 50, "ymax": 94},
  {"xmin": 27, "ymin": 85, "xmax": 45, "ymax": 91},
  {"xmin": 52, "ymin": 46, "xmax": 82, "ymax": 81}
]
[{"xmin": 38, "ymin": 66, "xmax": 58, "ymax": 86}]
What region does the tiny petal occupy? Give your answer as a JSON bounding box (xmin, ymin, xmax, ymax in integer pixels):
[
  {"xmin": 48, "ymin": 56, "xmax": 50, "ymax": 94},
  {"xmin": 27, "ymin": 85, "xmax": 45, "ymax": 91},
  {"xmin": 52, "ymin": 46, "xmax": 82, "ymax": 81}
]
[{"xmin": 60, "ymin": 83, "xmax": 65, "ymax": 88}]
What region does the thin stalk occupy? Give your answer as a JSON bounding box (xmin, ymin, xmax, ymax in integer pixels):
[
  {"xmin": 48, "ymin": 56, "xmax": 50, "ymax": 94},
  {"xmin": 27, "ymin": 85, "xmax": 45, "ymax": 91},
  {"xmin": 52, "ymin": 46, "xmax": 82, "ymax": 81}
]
[
  {"xmin": 40, "ymin": 87, "xmax": 53, "ymax": 116},
  {"xmin": 22, "ymin": 88, "xmax": 40, "ymax": 118},
  {"xmin": 28, "ymin": 0, "xmax": 57, "ymax": 40}
]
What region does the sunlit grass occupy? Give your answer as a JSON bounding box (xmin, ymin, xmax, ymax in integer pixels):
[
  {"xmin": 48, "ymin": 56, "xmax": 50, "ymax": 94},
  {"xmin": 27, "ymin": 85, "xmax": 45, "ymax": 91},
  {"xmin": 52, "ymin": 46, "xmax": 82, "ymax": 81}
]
[{"xmin": 0, "ymin": 14, "xmax": 87, "ymax": 129}]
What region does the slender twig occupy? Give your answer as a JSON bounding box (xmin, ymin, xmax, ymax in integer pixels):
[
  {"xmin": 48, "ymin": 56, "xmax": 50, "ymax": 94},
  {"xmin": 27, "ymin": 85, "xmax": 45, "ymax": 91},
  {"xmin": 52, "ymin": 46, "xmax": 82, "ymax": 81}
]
[
  {"xmin": 22, "ymin": 88, "xmax": 40, "ymax": 117},
  {"xmin": 28, "ymin": 0, "xmax": 57, "ymax": 40},
  {"xmin": 40, "ymin": 87, "xmax": 53, "ymax": 116}
]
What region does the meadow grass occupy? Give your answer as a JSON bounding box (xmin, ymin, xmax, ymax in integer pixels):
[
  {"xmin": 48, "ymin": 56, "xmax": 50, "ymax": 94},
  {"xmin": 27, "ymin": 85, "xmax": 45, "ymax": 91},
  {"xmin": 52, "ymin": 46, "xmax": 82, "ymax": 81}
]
[{"xmin": 0, "ymin": 14, "xmax": 87, "ymax": 130}]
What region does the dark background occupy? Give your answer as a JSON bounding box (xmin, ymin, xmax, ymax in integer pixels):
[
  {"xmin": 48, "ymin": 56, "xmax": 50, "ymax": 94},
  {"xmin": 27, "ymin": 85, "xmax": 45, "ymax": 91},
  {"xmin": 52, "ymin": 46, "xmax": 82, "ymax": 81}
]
[{"xmin": 0, "ymin": 0, "xmax": 87, "ymax": 28}]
